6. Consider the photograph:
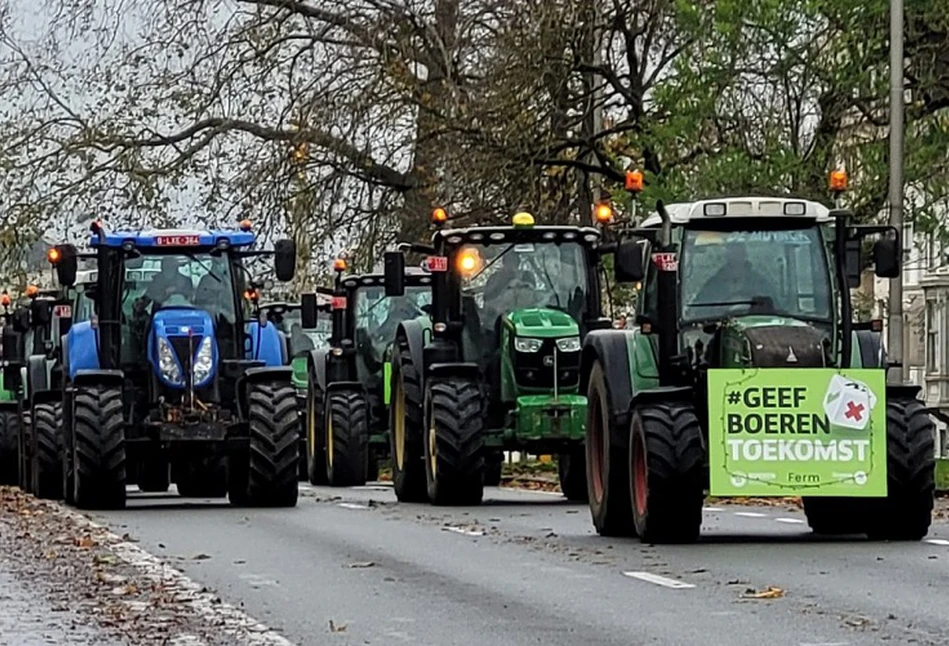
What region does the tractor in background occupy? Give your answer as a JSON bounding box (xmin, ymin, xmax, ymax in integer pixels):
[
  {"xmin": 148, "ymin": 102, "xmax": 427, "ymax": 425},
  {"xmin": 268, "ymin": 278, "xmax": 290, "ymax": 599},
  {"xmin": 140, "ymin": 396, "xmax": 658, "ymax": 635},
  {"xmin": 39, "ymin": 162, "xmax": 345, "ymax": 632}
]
[
  {"xmin": 0, "ymin": 289, "xmax": 28, "ymax": 485},
  {"xmin": 582, "ymin": 174, "xmax": 931, "ymax": 543},
  {"xmin": 260, "ymin": 297, "xmax": 331, "ymax": 479},
  {"xmin": 48, "ymin": 220, "xmax": 300, "ymax": 509},
  {"xmin": 302, "ymin": 258, "xmax": 433, "ymax": 487},
  {"xmin": 383, "ymin": 209, "xmax": 611, "ymax": 505}
]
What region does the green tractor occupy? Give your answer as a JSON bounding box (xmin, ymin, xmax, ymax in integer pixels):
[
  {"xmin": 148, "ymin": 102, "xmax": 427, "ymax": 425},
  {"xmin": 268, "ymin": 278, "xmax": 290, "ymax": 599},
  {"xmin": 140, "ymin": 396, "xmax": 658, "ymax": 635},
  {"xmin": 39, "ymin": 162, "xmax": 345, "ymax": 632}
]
[
  {"xmin": 259, "ymin": 297, "xmax": 332, "ymax": 480},
  {"xmin": 583, "ymin": 191, "xmax": 933, "ymax": 543},
  {"xmin": 301, "ymin": 260, "xmax": 433, "ymax": 487},
  {"xmin": 0, "ymin": 291, "xmax": 27, "ymax": 486},
  {"xmin": 382, "ymin": 210, "xmax": 609, "ymax": 505}
]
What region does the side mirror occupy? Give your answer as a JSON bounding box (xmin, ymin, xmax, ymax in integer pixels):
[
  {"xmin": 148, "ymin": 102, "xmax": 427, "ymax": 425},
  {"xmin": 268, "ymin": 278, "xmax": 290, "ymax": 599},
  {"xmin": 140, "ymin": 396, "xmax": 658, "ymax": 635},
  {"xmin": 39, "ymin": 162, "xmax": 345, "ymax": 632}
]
[
  {"xmin": 614, "ymin": 241, "xmax": 646, "ymax": 283},
  {"xmin": 1, "ymin": 326, "xmax": 21, "ymax": 363},
  {"xmin": 273, "ymin": 239, "xmax": 296, "ymax": 282},
  {"xmin": 845, "ymin": 239, "xmax": 862, "ymax": 288},
  {"xmin": 873, "ymin": 237, "xmax": 900, "ymax": 278},
  {"xmin": 11, "ymin": 307, "xmax": 30, "ymax": 334},
  {"xmin": 301, "ymin": 293, "xmax": 318, "ymax": 329},
  {"xmin": 54, "ymin": 244, "xmax": 78, "ymax": 287},
  {"xmin": 31, "ymin": 299, "xmax": 52, "ymax": 327},
  {"xmin": 384, "ymin": 251, "xmax": 405, "ymax": 296}
]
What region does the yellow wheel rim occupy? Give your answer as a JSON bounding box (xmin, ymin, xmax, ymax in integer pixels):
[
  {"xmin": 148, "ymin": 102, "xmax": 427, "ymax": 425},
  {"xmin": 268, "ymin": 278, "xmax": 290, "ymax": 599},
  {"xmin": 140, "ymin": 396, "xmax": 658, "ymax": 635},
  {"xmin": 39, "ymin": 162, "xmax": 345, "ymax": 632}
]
[
  {"xmin": 393, "ymin": 378, "xmax": 405, "ymax": 470},
  {"xmin": 326, "ymin": 409, "xmax": 334, "ymax": 467},
  {"xmin": 428, "ymin": 399, "xmax": 437, "ymax": 481},
  {"xmin": 307, "ymin": 389, "xmax": 316, "ymax": 459}
]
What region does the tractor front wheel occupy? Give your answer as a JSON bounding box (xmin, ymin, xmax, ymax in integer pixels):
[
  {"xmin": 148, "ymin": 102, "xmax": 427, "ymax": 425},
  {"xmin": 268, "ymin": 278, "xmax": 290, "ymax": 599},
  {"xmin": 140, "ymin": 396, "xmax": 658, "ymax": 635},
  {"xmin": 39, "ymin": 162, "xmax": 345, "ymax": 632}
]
[
  {"xmin": 390, "ymin": 345, "xmax": 427, "ymax": 502},
  {"xmin": 18, "ymin": 410, "xmax": 31, "ymax": 492},
  {"xmin": 72, "ymin": 387, "xmax": 126, "ymax": 510},
  {"xmin": 245, "ymin": 382, "xmax": 299, "ymax": 507},
  {"xmin": 865, "ymin": 395, "xmax": 934, "ymax": 541},
  {"xmin": 31, "ymin": 402, "xmax": 63, "ymax": 499},
  {"xmin": 424, "ymin": 380, "xmax": 484, "ymax": 506},
  {"xmin": 325, "ymin": 389, "xmax": 369, "ymax": 487},
  {"xmin": 586, "ymin": 361, "xmax": 635, "ymax": 536},
  {"xmin": 629, "ymin": 402, "xmax": 705, "ymax": 544},
  {"xmin": 558, "ymin": 448, "xmax": 588, "ymax": 502},
  {"xmin": 0, "ymin": 408, "xmax": 20, "ymax": 486},
  {"xmin": 305, "ymin": 378, "xmax": 327, "ymax": 486}
]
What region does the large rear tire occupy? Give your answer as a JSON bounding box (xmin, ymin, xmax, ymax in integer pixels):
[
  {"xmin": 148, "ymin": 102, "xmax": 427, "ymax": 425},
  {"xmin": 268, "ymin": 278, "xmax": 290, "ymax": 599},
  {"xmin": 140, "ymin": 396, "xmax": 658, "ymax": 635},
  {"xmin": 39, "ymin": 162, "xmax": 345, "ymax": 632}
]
[
  {"xmin": 424, "ymin": 380, "xmax": 484, "ymax": 506},
  {"xmin": 629, "ymin": 402, "xmax": 705, "ymax": 544},
  {"xmin": 865, "ymin": 395, "xmax": 934, "ymax": 541},
  {"xmin": 31, "ymin": 402, "xmax": 63, "ymax": 500},
  {"xmin": 305, "ymin": 376, "xmax": 327, "ymax": 486},
  {"xmin": 18, "ymin": 410, "xmax": 31, "ymax": 492},
  {"xmin": 585, "ymin": 361, "xmax": 635, "ymax": 536},
  {"xmin": 0, "ymin": 408, "xmax": 20, "ymax": 486},
  {"xmin": 390, "ymin": 344, "xmax": 427, "ymax": 502},
  {"xmin": 245, "ymin": 382, "xmax": 299, "ymax": 507},
  {"xmin": 325, "ymin": 389, "xmax": 369, "ymax": 487},
  {"xmin": 558, "ymin": 448, "xmax": 588, "ymax": 502},
  {"xmin": 72, "ymin": 387, "xmax": 126, "ymax": 510}
]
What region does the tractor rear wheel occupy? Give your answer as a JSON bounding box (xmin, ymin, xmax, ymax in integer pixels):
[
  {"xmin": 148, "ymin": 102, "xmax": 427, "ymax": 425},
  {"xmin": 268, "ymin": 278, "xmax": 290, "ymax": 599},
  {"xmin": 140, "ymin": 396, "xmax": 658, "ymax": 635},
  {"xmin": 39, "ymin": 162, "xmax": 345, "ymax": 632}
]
[
  {"xmin": 31, "ymin": 402, "xmax": 63, "ymax": 499},
  {"xmin": 483, "ymin": 451, "xmax": 503, "ymax": 487},
  {"xmin": 586, "ymin": 361, "xmax": 635, "ymax": 536},
  {"xmin": 176, "ymin": 457, "xmax": 226, "ymax": 497},
  {"xmin": 629, "ymin": 402, "xmax": 705, "ymax": 544},
  {"xmin": 19, "ymin": 410, "xmax": 31, "ymax": 492},
  {"xmin": 424, "ymin": 379, "xmax": 484, "ymax": 506},
  {"xmin": 305, "ymin": 378, "xmax": 327, "ymax": 486},
  {"xmin": 390, "ymin": 344, "xmax": 427, "ymax": 502},
  {"xmin": 865, "ymin": 395, "xmax": 934, "ymax": 541},
  {"xmin": 72, "ymin": 387, "xmax": 126, "ymax": 510},
  {"xmin": 325, "ymin": 389, "xmax": 369, "ymax": 487},
  {"xmin": 246, "ymin": 382, "xmax": 299, "ymax": 507},
  {"xmin": 0, "ymin": 408, "xmax": 20, "ymax": 486},
  {"xmin": 558, "ymin": 448, "xmax": 588, "ymax": 502}
]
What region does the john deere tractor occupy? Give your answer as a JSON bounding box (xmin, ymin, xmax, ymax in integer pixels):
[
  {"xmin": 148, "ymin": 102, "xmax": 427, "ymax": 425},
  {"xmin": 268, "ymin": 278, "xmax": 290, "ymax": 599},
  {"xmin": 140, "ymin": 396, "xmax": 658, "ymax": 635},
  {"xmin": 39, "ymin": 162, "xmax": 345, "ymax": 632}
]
[
  {"xmin": 383, "ymin": 210, "xmax": 610, "ymax": 505},
  {"xmin": 302, "ymin": 261, "xmax": 433, "ymax": 487},
  {"xmin": 583, "ymin": 190, "xmax": 932, "ymax": 543},
  {"xmin": 260, "ymin": 298, "xmax": 331, "ymax": 479},
  {"xmin": 48, "ymin": 221, "xmax": 300, "ymax": 510}
]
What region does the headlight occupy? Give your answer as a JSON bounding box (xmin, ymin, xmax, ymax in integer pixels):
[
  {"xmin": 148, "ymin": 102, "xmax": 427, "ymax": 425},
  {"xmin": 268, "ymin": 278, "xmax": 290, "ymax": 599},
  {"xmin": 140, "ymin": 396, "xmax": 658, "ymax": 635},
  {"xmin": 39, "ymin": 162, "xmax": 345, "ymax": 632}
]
[
  {"xmin": 157, "ymin": 337, "xmax": 183, "ymax": 385},
  {"xmin": 514, "ymin": 337, "xmax": 542, "ymax": 353},
  {"xmin": 192, "ymin": 336, "xmax": 214, "ymax": 385},
  {"xmin": 556, "ymin": 336, "xmax": 581, "ymax": 352}
]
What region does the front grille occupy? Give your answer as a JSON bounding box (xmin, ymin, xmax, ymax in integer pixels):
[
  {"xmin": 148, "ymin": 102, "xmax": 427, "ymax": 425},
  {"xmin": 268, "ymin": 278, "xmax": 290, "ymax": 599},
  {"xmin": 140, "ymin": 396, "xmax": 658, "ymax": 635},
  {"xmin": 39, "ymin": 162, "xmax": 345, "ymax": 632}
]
[
  {"xmin": 513, "ymin": 338, "xmax": 581, "ymax": 389},
  {"xmin": 743, "ymin": 326, "xmax": 824, "ymax": 367},
  {"xmin": 169, "ymin": 335, "xmax": 202, "ymax": 377}
]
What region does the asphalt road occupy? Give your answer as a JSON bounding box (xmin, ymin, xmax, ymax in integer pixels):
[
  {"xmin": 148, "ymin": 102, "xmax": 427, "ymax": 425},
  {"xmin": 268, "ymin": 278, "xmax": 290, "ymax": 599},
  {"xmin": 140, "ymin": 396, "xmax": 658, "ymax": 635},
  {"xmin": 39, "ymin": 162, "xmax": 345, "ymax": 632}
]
[{"xmin": 87, "ymin": 484, "xmax": 949, "ymax": 646}]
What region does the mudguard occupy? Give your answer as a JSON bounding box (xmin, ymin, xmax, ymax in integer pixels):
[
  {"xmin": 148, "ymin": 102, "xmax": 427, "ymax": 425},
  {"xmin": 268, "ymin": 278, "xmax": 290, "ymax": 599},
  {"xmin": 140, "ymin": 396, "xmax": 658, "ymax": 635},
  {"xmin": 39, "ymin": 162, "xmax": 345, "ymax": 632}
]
[
  {"xmin": 66, "ymin": 321, "xmax": 99, "ymax": 381},
  {"xmin": 887, "ymin": 383, "xmax": 923, "ymax": 401},
  {"xmin": 630, "ymin": 386, "xmax": 694, "ymax": 408},
  {"xmin": 396, "ymin": 319, "xmax": 427, "ymax": 381},
  {"xmin": 30, "ymin": 389, "xmax": 62, "ymax": 408},
  {"xmin": 27, "ymin": 354, "xmax": 48, "ymax": 395},
  {"xmin": 581, "ymin": 329, "xmax": 637, "ymax": 447},
  {"xmin": 305, "ymin": 347, "xmax": 330, "ymax": 394},
  {"xmin": 73, "ymin": 369, "xmax": 124, "ymax": 389},
  {"xmin": 236, "ymin": 365, "xmax": 294, "ymax": 419},
  {"xmin": 246, "ymin": 321, "xmax": 285, "ymax": 368}
]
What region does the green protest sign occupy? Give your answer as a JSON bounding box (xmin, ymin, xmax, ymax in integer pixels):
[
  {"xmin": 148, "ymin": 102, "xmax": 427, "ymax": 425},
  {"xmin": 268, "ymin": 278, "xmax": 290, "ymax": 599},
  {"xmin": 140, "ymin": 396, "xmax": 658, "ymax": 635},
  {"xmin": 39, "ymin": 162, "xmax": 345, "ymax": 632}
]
[{"xmin": 708, "ymin": 368, "xmax": 887, "ymax": 496}]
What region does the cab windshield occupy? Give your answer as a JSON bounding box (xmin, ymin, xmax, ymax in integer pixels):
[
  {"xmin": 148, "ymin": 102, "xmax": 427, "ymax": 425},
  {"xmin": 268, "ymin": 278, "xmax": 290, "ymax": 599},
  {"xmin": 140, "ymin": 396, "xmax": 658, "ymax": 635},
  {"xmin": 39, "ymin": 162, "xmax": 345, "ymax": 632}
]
[
  {"xmin": 354, "ymin": 285, "xmax": 431, "ymax": 359},
  {"xmin": 679, "ymin": 227, "xmax": 832, "ymax": 323},
  {"xmin": 273, "ymin": 308, "xmax": 332, "ymax": 352},
  {"xmin": 121, "ymin": 253, "xmax": 237, "ymax": 324},
  {"xmin": 459, "ymin": 241, "xmax": 589, "ymax": 331}
]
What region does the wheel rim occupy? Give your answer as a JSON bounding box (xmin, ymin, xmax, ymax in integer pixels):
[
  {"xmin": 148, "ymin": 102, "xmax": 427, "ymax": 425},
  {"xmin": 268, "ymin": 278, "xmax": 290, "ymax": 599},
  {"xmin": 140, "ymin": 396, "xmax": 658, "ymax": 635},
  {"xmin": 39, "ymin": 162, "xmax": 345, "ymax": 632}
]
[
  {"xmin": 326, "ymin": 409, "xmax": 334, "ymax": 468},
  {"xmin": 633, "ymin": 432, "xmax": 647, "ymax": 517},
  {"xmin": 307, "ymin": 388, "xmax": 317, "ymax": 460},
  {"xmin": 590, "ymin": 393, "xmax": 605, "ymax": 503},
  {"xmin": 427, "ymin": 398, "xmax": 437, "ymax": 481},
  {"xmin": 393, "ymin": 378, "xmax": 405, "ymax": 470}
]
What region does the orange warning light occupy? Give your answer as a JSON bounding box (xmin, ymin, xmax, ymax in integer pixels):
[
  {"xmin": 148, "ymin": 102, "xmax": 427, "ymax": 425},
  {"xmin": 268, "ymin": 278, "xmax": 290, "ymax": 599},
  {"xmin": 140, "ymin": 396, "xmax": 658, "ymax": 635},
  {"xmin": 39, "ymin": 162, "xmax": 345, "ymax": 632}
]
[
  {"xmin": 432, "ymin": 207, "xmax": 448, "ymax": 224},
  {"xmin": 333, "ymin": 258, "xmax": 347, "ymax": 272},
  {"xmin": 829, "ymin": 169, "xmax": 848, "ymax": 192},
  {"xmin": 47, "ymin": 247, "xmax": 61, "ymax": 264},
  {"xmin": 594, "ymin": 203, "xmax": 613, "ymax": 224},
  {"xmin": 625, "ymin": 170, "xmax": 644, "ymax": 192}
]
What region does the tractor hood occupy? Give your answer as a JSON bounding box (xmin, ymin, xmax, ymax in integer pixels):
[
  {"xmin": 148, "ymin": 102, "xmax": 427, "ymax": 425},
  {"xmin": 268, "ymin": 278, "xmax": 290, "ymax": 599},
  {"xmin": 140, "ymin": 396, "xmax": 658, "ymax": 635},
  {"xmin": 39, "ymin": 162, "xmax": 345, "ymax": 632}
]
[
  {"xmin": 148, "ymin": 307, "xmax": 218, "ymax": 389},
  {"xmin": 504, "ymin": 308, "xmax": 579, "ymax": 338},
  {"xmin": 717, "ymin": 315, "xmax": 827, "ymax": 368}
]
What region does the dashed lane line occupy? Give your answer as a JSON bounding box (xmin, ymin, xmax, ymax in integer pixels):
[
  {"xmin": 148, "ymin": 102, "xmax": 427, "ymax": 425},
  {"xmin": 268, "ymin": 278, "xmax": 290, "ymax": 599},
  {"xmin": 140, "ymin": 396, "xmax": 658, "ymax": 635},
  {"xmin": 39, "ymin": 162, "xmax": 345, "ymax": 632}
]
[
  {"xmin": 622, "ymin": 571, "xmax": 696, "ymax": 589},
  {"xmin": 443, "ymin": 526, "xmax": 485, "ymax": 537},
  {"xmin": 703, "ymin": 506, "xmax": 724, "ymax": 512},
  {"xmin": 925, "ymin": 538, "xmax": 949, "ymax": 546},
  {"xmin": 734, "ymin": 511, "xmax": 768, "ymax": 518},
  {"xmin": 775, "ymin": 517, "xmax": 805, "ymax": 524},
  {"xmin": 337, "ymin": 502, "xmax": 371, "ymax": 510}
]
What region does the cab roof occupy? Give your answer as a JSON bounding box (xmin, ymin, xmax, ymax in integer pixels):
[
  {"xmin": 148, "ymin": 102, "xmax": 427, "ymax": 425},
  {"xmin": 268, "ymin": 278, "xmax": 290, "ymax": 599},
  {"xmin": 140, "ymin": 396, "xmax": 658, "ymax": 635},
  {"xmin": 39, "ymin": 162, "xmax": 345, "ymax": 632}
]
[
  {"xmin": 90, "ymin": 228, "xmax": 256, "ymax": 249},
  {"xmin": 640, "ymin": 197, "xmax": 832, "ymax": 228}
]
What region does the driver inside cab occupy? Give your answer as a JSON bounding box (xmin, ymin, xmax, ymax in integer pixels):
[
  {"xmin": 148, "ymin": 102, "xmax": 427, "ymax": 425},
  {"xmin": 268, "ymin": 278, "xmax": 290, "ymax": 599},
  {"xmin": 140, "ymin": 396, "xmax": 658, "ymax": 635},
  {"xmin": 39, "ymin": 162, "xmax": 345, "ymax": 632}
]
[
  {"xmin": 691, "ymin": 241, "xmax": 773, "ymax": 307},
  {"xmin": 136, "ymin": 257, "xmax": 194, "ymax": 313}
]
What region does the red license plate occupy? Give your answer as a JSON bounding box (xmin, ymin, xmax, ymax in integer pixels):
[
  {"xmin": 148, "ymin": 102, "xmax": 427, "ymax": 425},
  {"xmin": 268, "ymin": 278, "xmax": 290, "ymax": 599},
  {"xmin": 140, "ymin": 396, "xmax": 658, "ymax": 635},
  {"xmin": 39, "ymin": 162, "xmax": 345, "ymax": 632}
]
[
  {"xmin": 426, "ymin": 256, "xmax": 448, "ymax": 272},
  {"xmin": 652, "ymin": 253, "xmax": 678, "ymax": 271},
  {"xmin": 52, "ymin": 305, "xmax": 71, "ymax": 318},
  {"xmin": 331, "ymin": 296, "xmax": 347, "ymax": 310}
]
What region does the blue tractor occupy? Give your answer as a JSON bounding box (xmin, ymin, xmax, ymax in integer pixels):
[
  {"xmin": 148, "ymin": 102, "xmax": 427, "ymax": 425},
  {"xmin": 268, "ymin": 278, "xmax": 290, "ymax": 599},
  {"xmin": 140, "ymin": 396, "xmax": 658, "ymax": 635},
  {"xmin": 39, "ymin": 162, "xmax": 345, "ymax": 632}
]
[{"xmin": 49, "ymin": 221, "xmax": 300, "ymax": 509}]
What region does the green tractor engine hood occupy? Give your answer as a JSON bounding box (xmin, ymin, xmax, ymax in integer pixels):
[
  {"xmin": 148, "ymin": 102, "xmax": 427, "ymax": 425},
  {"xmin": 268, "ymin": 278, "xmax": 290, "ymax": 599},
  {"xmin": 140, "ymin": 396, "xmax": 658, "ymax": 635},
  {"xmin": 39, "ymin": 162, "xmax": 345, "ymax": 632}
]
[
  {"xmin": 717, "ymin": 315, "xmax": 828, "ymax": 369},
  {"xmin": 504, "ymin": 307, "xmax": 579, "ymax": 338}
]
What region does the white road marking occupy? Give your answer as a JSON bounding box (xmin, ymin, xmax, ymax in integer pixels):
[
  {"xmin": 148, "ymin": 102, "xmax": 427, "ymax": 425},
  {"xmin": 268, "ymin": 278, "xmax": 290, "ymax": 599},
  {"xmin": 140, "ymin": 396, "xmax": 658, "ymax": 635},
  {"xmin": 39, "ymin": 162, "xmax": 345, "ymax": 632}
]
[
  {"xmin": 775, "ymin": 517, "xmax": 805, "ymax": 524},
  {"xmin": 734, "ymin": 512, "xmax": 768, "ymax": 518},
  {"xmin": 49, "ymin": 506, "xmax": 296, "ymax": 645},
  {"xmin": 497, "ymin": 487, "xmax": 563, "ymax": 497},
  {"xmin": 703, "ymin": 506, "xmax": 724, "ymax": 512},
  {"xmin": 622, "ymin": 571, "xmax": 696, "ymax": 589},
  {"xmin": 239, "ymin": 573, "xmax": 279, "ymax": 588},
  {"xmin": 443, "ymin": 526, "xmax": 485, "ymax": 537},
  {"xmin": 925, "ymin": 538, "xmax": 949, "ymax": 546},
  {"xmin": 337, "ymin": 502, "xmax": 370, "ymax": 510}
]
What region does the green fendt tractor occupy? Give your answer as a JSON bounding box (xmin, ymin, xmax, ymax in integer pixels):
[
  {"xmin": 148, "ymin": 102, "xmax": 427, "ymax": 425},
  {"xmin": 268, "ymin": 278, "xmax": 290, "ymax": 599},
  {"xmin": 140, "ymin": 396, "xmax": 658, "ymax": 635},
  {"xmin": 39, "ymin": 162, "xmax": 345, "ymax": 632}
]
[
  {"xmin": 302, "ymin": 260, "xmax": 433, "ymax": 487},
  {"xmin": 383, "ymin": 210, "xmax": 609, "ymax": 505},
  {"xmin": 260, "ymin": 298, "xmax": 332, "ymax": 479},
  {"xmin": 583, "ymin": 189, "xmax": 932, "ymax": 543}
]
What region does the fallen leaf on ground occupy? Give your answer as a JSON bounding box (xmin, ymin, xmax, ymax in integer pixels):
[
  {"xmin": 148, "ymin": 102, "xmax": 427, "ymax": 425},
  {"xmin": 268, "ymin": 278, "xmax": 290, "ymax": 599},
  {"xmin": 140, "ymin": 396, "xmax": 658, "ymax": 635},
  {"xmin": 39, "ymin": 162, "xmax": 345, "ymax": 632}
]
[
  {"xmin": 347, "ymin": 561, "xmax": 375, "ymax": 568},
  {"xmin": 329, "ymin": 619, "xmax": 347, "ymax": 632},
  {"xmin": 192, "ymin": 553, "xmax": 211, "ymax": 560},
  {"xmin": 75, "ymin": 535, "xmax": 96, "ymax": 548},
  {"xmin": 742, "ymin": 586, "xmax": 784, "ymax": 599}
]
